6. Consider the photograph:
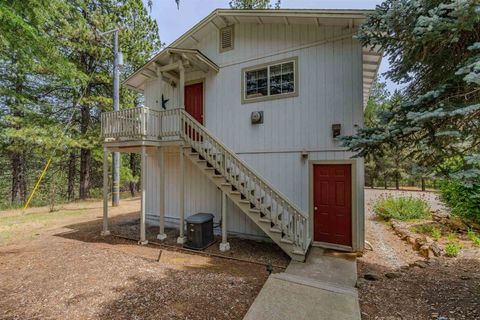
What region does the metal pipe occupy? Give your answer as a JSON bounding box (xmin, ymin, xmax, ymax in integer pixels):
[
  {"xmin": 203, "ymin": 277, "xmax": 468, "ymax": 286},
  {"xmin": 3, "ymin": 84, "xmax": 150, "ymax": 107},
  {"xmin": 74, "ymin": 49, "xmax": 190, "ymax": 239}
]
[{"xmin": 112, "ymin": 30, "xmax": 120, "ymax": 207}]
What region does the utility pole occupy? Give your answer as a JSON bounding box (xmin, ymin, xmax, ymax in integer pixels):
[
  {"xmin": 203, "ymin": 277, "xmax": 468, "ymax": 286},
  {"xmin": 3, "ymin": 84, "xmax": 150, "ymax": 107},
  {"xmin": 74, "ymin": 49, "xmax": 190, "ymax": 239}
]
[{"xmin": 99, "ymin": 27, "xmax": 124, "ymax": 207}]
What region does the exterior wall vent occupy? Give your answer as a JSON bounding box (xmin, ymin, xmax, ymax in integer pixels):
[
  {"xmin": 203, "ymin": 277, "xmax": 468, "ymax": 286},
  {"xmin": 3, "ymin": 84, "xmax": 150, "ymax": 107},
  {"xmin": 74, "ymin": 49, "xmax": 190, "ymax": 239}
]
[{"xmin": 219, "ymin": 25, "xmax": 234, "ymax": 53}]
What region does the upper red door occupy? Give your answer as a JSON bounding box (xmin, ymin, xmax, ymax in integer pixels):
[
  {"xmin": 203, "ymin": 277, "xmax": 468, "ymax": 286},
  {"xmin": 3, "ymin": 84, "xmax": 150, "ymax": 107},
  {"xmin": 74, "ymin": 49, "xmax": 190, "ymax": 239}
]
[
  {"xmin": 184, "ymin": 82, "xmax": 203, "ymax": 124},
  {"xmin": 313, "ymin": 164, "xmax": 352, "ymax": 246}
]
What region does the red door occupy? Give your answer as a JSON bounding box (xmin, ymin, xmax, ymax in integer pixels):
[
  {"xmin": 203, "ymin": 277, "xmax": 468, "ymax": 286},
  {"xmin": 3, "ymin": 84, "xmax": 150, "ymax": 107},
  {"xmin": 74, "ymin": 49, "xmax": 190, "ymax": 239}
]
[
  {"xmin": 184, "ymin": 83, "xmax": 203, "ymax": 124},
  {"xmin": 313, "ymin": 164, "xmax": 352, "ymax": 246}
]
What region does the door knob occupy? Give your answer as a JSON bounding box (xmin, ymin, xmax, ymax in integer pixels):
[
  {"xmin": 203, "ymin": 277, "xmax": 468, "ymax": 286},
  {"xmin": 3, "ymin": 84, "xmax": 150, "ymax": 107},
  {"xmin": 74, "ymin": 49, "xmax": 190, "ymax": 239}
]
[{"xmin": 314, "ymin": 207, "xmax": 318, "ymax": 211}]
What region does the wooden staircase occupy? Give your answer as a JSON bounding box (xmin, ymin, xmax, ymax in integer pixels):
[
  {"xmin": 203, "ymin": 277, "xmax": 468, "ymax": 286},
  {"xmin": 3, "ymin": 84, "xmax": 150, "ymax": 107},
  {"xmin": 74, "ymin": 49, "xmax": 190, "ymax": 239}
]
[
  {"xmin": 101, "ymin": 107, "xmax": 311, "ymax": 261},
  {"xmin": 179, "ymin": 110, "xmax": 310, "ymax": 261}
]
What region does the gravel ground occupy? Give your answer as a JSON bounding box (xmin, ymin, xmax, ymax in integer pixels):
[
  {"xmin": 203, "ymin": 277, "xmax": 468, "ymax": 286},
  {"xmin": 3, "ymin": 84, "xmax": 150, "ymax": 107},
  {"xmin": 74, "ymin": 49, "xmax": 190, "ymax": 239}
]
[
  {"xmin": 359, "ymin": 189, "xmax": 480, "ymax": 320},
  {"xmin": 0, "ymin": 198, "xmax": 287, "ymax": 320}
]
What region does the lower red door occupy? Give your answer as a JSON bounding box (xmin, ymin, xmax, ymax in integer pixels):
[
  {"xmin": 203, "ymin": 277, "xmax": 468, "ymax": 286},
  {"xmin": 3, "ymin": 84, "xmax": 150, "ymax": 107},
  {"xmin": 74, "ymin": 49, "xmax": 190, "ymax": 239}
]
[
  {"xmin": 313, "ymin": 164, "xmax": 352, "ymax": 246},
  {"xmin": 184, "ymin": 82, "xmax": 203, "ymax": 124}
]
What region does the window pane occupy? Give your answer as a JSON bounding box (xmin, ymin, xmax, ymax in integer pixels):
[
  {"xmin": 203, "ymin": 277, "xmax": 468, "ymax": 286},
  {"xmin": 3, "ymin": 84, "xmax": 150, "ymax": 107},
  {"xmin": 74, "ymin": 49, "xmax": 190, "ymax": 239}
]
[
  {"xmin": 270, "ymin": 75, "xmax": 281, "ymax": 95},
  {"xmin": 270, "ymin": 64, "xmax": 281, "ymax": 77},
  {"xmin": 245, "ymin": 68, "xmax": 268, "ymax": 98},
  {"xmin": 281, "ymin": 62, "xmax": 294, "ymax": 74}
]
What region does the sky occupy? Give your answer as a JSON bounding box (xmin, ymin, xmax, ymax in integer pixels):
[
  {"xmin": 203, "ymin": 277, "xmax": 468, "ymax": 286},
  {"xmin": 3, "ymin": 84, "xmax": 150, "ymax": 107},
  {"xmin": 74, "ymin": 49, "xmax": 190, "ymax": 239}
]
[{"xmin": 147, "ymin": 0, "xmax": 396, "ymax": 92}]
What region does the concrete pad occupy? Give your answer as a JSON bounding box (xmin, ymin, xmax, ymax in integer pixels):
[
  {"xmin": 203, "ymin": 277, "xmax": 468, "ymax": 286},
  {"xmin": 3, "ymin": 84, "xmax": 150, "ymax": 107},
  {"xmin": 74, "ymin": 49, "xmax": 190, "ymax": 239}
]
[
  {"xmin": 243, "ymin": 276, "xmax": 361, "ymax": 320},
  {"xmin": 243, "ymin": 247, "xmax": 360, "ymax": 320},
  {"xmin": 286, "ymin": 247, "xmax": 357, "ymax": 288}
]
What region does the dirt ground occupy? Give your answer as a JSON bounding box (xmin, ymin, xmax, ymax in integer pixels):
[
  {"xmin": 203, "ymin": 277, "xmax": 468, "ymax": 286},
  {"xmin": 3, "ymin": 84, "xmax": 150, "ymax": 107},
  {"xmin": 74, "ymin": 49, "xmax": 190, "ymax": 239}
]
[
  {"xmin": 0, "ymin": 198, "xmax": 287, "ymax": 320},
  {"xmin": 359, "ymin": 189, "xmax": 480, "ymax": 320}
]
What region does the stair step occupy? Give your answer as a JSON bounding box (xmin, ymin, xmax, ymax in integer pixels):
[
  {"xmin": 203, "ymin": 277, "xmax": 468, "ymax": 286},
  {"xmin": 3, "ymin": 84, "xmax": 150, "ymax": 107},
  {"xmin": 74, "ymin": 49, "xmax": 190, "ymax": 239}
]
[
  {"xmin": 230, "ymin": 191, "xmax": 241, "ymax": 196},
  {"xmin": 270, "ymin": 227, "xmax": 282, "ymax": 234},
  {"xmin": 280, "ymin": 238, "xmax": 294, "ymax": 244},
  {"xmin": 292, "ymin": 249, "xmax": 306, "ymax": 256},
  {"xmin": 249, "ymin": 209, "xmax": 260, "ymax": 214},
  {"xmin": 239, "ymin": 200, "xmax": 250, "ymax": 205},
  {"xmin": 220, "ymin": 183, "xmax": 231, "ymax": 187},
  {"xmin": 258, "ymin": 218, "xmax": 271, "ymax": 223}
]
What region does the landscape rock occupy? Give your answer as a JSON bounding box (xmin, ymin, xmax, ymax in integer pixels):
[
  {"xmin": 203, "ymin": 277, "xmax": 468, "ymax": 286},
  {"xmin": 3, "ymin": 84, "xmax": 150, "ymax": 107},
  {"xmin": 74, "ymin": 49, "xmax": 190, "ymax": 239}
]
[
  {"xmin": 413, "ymin": 260, "xmax": 428, "ymax": 269},
  {"xmin": 419, "ymin": 244, "xmax": 431, "ymax": 258},
  {"xmin": 355, "ymin": 278, "xmax": 369, "ymax": 289},
  {"xmin": 430, "ymin": 243, "xmax": 442, "ymax": 257},
  {"xmin": 385, "ymin": 272, "xmax": 402, "ymax": 279},
  {"xmin": 431, "ymin": 209, "xmax": 450, "ymax": 222},
  {"xmin": 364, "ymin": 272, "xmax": 381, "ymax": 281},
  {"xmin": 399, "ymin": 265, "xmax": 410, "ymax": 271}
]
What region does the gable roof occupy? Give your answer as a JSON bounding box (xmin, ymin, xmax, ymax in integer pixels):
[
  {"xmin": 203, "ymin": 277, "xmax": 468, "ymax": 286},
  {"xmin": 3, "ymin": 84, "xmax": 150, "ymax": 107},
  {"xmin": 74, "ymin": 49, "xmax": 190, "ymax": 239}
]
[{"xmin": 124, "ymin": 9, "xmax": 382, "ymax": 105}]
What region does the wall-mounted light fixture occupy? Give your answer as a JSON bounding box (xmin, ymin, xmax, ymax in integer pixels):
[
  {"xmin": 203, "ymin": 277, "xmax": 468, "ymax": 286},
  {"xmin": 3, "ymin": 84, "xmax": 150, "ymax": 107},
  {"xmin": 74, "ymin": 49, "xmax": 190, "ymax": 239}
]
[
  {"xmin": 301, "ymin": 150, "xmax": 309, "ymax": 160},
  {"xmin": 332, "ymin": 124, "xmax": 341, "ymax": 138}
]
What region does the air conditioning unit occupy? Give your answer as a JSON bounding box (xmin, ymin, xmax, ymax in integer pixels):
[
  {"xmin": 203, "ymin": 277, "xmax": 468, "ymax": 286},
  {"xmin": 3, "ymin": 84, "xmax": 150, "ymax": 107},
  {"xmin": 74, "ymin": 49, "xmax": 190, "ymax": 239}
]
[{"xmin": 183, "ymin": 213, "xmax": 215, "ymax": 250}]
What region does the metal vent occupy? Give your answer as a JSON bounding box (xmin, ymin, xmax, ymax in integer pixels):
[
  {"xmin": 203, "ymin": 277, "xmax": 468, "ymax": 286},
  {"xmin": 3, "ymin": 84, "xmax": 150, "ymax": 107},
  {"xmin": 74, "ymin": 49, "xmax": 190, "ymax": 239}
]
[{"xmin": 219, "ymin": 25, "xmax": 234, "ymax": 52}]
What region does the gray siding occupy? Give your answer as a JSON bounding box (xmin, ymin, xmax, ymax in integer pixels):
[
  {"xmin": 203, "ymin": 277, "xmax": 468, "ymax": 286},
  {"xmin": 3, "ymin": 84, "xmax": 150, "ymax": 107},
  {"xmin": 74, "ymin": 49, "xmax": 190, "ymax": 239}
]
[{"xmin": 143, "ymin": 23, "xmax": 365, "ymax": 248}]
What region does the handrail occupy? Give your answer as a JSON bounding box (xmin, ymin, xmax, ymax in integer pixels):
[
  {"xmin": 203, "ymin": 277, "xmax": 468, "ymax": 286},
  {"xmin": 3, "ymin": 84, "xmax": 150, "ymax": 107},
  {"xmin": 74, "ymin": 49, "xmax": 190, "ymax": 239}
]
[
  {"xmin": 177, "ymin": 109, "xmax": 309, "ymax": 252},
  {"xmin": 100, "ymin": 107, "xmax": 310, "ymax": 252}
]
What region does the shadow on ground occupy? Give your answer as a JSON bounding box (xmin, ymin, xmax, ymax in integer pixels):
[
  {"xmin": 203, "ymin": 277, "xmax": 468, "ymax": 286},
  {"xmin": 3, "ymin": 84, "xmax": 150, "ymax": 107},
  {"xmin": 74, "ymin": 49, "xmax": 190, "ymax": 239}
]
[
  {"xmin": 357, "ymin": 257, "xmax": 480, "ymax": 320},
  {"xmin": 95, "ymin": 267, "xmax": 263, "ymax": 320},
  {"xmin": 54, "ymin": 213, "xmax": 290, "ymax": 268}
]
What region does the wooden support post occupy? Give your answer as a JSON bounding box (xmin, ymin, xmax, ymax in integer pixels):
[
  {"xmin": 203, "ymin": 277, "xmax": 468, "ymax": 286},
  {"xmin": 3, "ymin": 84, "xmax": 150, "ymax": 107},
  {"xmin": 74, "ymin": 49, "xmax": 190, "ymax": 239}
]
[
  {"xmin": 219, "ymin": 191, "xmax": 230, "ymax": 252},
  {"xmin": 139, "ymin": 146, "xmax": 148, "ymax": 245},
  {"xmin": 157, "ymin": 147, "xmax": 167, "ymax": 241},
  {"xmin": 179, "ymin": 60, "xmax": 185, "ymax": 108},
  {"xmin": 101, "ymin": 148, "xmax": 110, "ymax": 236},
  {"xmin": 177, "ymin": 146, "xmax": 187, "ymax": 244}
]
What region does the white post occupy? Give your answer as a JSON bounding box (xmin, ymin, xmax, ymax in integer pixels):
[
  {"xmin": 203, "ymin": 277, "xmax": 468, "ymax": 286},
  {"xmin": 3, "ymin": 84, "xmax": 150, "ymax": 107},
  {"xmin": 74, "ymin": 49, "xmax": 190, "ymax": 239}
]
[
  {"xmin": 139, "ymin": 146, "xmax": 148, "ymax": 245},
  {"xmin": 177, "ymin": 146, "xmax": 187, "ymax": 244},
  {"xmin": 157, "ymin": 147, "xmax": 167, "ymax": 241},
  {"xmin": 179, "ymin": 60, "xmax": 185, "ymax": 108},
  {"xmin": 220, "ymin": 191, "xmax": 230, "ymax": 252},
  {"xmin": 101, "ymin": 148, "xmax": 110, "ymax": 236}
]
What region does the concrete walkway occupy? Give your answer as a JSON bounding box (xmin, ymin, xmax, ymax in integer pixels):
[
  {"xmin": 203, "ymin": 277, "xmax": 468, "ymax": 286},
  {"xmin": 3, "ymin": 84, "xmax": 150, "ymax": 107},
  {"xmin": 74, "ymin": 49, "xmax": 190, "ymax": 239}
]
[{"xmin": 243, "ymin": 248, "xmax": 360, "ymax": 320}]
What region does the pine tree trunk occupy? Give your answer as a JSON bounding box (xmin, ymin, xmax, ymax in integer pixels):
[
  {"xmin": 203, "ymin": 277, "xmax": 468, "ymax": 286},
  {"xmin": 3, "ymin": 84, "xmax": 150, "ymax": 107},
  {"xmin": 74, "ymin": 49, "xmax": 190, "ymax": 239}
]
[
  {"xmin": 79, "ymin": 102, "xmax": 91, "ymax": 200},
  {"xmin": 67, "ymin": 152, "xmax": 76, "ymax": 200},
  {"xmin": 10, "ymin": 151, "xmax": 27, "ymax": 204},
  {"xmin": 129, "ymin": 153, "xmax": 137, "ymax": 197},
  {"xmin": 395, "ymin": 174, "xmax": 400, "ymax": 190},
  {"xmin": 384, "ymin": 174, "xmax": 388, "ymax": 189},
  {"xmin": 9, "ymin": 76, "xmax": 27, "ymax": 205},
  {"xmin": 79, "ymin": 148, "xmax": 91, "ymax": 199},
  {"xmin": 421, "ymin": 178, "xmax": 426, "ymax": 191}
]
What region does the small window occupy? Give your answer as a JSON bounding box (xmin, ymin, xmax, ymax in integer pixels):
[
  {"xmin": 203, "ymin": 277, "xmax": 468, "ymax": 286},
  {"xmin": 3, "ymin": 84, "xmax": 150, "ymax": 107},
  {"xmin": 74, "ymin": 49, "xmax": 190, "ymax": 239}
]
[
  {"xmin": 242, "ymin": 58, "xmax": 298, "ymax": 103},
  {"xmin": 219, "ymin": 25, "xmax": 234, "ymax": 52}
]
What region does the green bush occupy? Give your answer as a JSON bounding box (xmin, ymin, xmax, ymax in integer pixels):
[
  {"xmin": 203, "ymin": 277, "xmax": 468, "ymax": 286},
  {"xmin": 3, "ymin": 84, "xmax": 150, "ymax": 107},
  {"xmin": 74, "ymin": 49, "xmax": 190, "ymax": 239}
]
[
  {"xmin": 410, "ymin": 224, "xmax": 442, "ymax": 240},
  {"xmin": 431, "ymin": 227, "xmax": 441, "ymax": 241},
  {"xmin": 439, "ymin": 178, "xmax": 480, "ymax": 223},
  {"xmin": 374, "ymin": 196, "xmax": 431, "ymax": 221},
  {"xmin": 445, "ymin": 234, "xmax": 463, "ymax": 257},
  {"xmin": 467, "ymin": 229, "xmax": 480, "ymax": 247}
]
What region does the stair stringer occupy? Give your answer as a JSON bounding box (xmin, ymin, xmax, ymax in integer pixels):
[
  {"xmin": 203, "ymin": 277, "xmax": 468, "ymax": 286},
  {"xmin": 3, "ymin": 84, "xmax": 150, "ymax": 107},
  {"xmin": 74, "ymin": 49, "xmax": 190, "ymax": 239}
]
[{"xmin": 183, "ymin": 146, "xmax": 306, "ymax": 262}]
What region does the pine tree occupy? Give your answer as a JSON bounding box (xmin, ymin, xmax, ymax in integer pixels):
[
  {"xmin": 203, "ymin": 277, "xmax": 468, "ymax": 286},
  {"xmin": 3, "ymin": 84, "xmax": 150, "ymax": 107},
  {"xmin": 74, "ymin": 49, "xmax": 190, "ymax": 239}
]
[
  {"xmin": 342, "ymin": 0, "xmax": 480, "ymax": 173},
  {"xmin": 229, "ymin": 0, "xmax": 280, "ymax": 9}
]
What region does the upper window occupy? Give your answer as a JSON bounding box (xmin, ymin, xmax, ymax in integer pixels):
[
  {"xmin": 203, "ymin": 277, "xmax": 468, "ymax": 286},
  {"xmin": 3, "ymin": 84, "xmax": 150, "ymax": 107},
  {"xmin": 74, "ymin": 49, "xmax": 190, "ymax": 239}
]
[
  {"xmin": 242, "ymin": 58, "xmax": 298, "ymax": 104},
  {"xmin": 219, "ymin": 25, "xmax": 234, "ymax": 53}
]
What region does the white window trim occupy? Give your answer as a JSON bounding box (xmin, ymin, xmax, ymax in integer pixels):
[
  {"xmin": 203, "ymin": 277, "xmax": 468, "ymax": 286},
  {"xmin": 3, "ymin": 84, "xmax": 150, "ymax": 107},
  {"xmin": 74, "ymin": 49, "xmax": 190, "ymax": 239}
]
[{"xmin": 241, "ymin": 57, "xmax": 299, "ymax": 104}]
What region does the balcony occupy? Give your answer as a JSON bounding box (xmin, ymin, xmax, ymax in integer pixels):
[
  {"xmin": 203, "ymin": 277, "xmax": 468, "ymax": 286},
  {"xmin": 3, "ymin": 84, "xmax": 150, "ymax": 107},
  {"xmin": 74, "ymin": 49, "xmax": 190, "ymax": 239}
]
[{"xmin": 101, "ymin": 107, "xmax": 183, "ymax": 149}]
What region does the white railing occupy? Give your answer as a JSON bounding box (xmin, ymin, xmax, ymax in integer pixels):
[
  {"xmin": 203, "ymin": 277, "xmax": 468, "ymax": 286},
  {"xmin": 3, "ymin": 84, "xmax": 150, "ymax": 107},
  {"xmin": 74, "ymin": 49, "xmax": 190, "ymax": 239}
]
[
  {"xmin": 101, "ymin": 107, "xmax": 181, "ymax": 140},
  {"xmin": 100, "ymin": 107, "xmax": 310, "ymax": 253}
]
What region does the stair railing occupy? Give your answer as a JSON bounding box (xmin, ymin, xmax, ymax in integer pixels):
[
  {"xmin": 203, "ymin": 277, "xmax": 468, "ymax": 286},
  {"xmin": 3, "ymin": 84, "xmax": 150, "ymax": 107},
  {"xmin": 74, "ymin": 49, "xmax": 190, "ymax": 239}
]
[
  {"xmin": 178, "ymin": 109, "xmax": 310, "ymax": 253},
  {"xmin": 101, "ymin": 107, "xmax": 310, "ymax": 253}
]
